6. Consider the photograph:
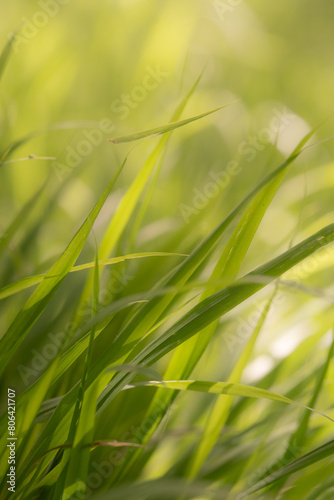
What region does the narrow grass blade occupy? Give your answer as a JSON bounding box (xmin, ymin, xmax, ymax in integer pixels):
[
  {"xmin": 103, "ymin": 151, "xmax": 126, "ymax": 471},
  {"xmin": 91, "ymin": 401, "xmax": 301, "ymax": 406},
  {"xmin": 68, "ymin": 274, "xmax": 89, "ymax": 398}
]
[
  {"xmin": 61, "ymin": 251, "xmax": 100, "ymax": 499},
  {"xmin": 0, "ymin": 157, "xmax": 127, "ymax": 375},
  {"xmin": 96, "ymin": 222, "xmax": 334, "ymax": 410},
  {"xmin": 10, "ymin": 131, "xmax": 321, "ymax": 486},
  {"xmin": 13, "ymin": 223, "xmax": 334, "ymax": 491},
  {"xmin": 73, "ymin": 67, "xmax": 206, "ymax": 325},
  {"xmin": 0, "ymin": 252, "xmax": 186, "ymax": 301},
  {"xmin": 257, "ymin": 333, "xmax": 334, "ymax": 492},
  {"xmin": 107, "ymin": 103, "xmax": 234, "ymax": 144},
  {"xmin": 120, "ymin": 166, "xmax": 289, "ymax": 481},
  {"xmin": 126, "ymin": 380, "xmax": 333, "ymax": 421},
  {"xmin": 243, "ymin": 439, "xmax": 334, "ymax": 496},
  {"xmin": 0, "ymin": 33, "xmax": 14, "ymax": 82}
]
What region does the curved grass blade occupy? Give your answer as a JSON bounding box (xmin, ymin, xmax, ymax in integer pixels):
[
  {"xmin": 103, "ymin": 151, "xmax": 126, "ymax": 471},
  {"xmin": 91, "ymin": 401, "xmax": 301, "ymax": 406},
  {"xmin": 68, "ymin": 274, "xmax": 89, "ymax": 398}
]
[
  {"xmin": 94, "ymin": 127, "xmax": 318, "ymax": 384},
  {"xmin": 60, "ymin": 251, "xmax": 100, "ymax": 500},
  {"xmin": 243, "ymin": 439, "xmax": 334, "ymax": 496},
  {"xmin": 74, "ymin": 68, "xmax": 206, "ymax": 322},
  {"xmin": 97, "ymin": 222, "xmax": 334, "ymax": 411},
  {"xmin": 256, "ymin": 333, "xmax": 334, "ymax": 494},
  {"xmin": 126, "ymin": 380, "xmax": 333, "ymax": 421},
  {"xmin": 0, "ymin": 157, "xmax": 127, "ymax": 376},
  {"xmin": 10, "ymin": 132, "xmax": 321, "ymax": 488},
  {"xmin": 0, "ymin": 33, "xmax": 14, "ymax": 82},
  {"xmin": 186, "ymin": 289, "xmax": 277, "ymax": 479},
  {"xmin": 13, "ymin": 223, "xmax": 334, "ymax": 491},
  {"xmin": 0, "ymin": 252, "xmax": 187, "ymax": 301},
  {"xmin": 117, "ymin": 162, "xmax": 289, "ymax": 481},
  {"xmin": 107, "ymin": 103, "xmax": 235, "ymax": 144}
]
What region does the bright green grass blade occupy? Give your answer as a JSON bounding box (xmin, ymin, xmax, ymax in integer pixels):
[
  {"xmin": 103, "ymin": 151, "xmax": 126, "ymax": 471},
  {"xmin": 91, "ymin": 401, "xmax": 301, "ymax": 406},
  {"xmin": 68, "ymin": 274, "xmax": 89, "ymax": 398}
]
[
  {"xmin": 128, "ymin": 153, "xmax": 163, "ymax": 251},
  {"xmin": 0, "ymin": 33, "xmax": 14, "ymax": 82},
  {"xmin": 186, "ymin": 289, "xmax": 277, "ymax": 479},
  {"xmin": 126, "ymin": 380, "xmax": 333, "ymax": 420},
  {"xmin": 73, "ymin": 68, "xmax": 206, "ymax": 324},
  {"xmin": 243, "ymin": 439, "xmax": 334, "ymax": 496},
  {"xmin": 0, "ymin": 357, "xmax": 59, "ymax": 494},
  {"xmin": 95, "ymin": 127, "xmax": 317, "ymax": 374},
  {"xmin": 14, "ymin": 223, "xmax": 334, "ymax": 490},
  {"xmin": 74, "ymin": 70, "xmax": 204, "ymax": 316},
  {"xmin": 9, "ymin": 131, "xmax": 320, "ymax": 485},
  {"xmin": 107, "ymin": 103, "xmax": 234, "ymax": 143},
  {"xmin": 96, "ymin": 222, "xmax": 334, "ymax": 408},
  {"xmin": 62, "ymin": 252, "xmax": 100, "ymax": 500},
  {"xmin": 107, "ymin": 128, "xmax": 321, "ymax": 482},
  {"xmin": 292, "ymin": 334, "xmax": 334, "ymax": 444},
  {"xmin": 258, "ymin": 333, "xmax": 334, "ymax": 493},
  {"xmin": 0, "ymin": 157, "xmax": 127, "ymax": 375},
  {"xmin": 117, "ymin": 162, "xmax": 289, "ymax": 481},
  {"xmin": 0, "ymin": 252, "xmax": 186, "ymax": 301}
]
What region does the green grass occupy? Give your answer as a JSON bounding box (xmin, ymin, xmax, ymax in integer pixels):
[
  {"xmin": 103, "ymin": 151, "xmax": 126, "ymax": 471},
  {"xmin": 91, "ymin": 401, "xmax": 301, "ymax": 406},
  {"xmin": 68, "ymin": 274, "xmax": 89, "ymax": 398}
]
[{"xmin": 1, "ymin": 2, "xmax": 334, "ymax": 499}]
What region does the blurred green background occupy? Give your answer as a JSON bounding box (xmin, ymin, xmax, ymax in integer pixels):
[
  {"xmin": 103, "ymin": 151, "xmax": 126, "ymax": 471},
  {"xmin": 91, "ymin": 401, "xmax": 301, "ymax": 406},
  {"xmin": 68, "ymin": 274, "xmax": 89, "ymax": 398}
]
[
  {"xmin": 1, "ymin": 0, "xmax": 334, "ymax": 347},
  {"xmin": 1, "ymin": 1, "xmax": 334, "ymax": 497}
]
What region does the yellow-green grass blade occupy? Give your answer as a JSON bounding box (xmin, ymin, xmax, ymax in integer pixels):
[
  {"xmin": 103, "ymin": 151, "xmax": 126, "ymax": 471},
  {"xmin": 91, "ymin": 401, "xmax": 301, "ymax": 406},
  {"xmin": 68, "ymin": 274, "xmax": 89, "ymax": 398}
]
[
  {"xmin": 243, "ymin": 438, "xmax": 334, "ymax": 496},
  {"xmin": 61, "ymin": 252, "xmax": 100, "ymax": 500},
  {"xmin": 9, "ymin": 132, "xmax": 321, "ymax": 487},
  {"xmin": 111, "ymin": 150, "xmax": 296, "ymax": 481},
  {"xmin": 73, "ymin": 68, "xmax": 206, "ymax": 325},
  {"xmin": 0, "ymin": 157, "xmax": 127, "ymax": 375},
  {"xmin": 256, "ymin": 333, "xmax": 334, "ymax": 494},
  {"xmin": 107, "ymin": 103, "xmax": 235, "ymax": 144},
  {"xmin": 126, "ymin": 380, "xmax": 333, "ymax": 421},
  {"xmin": 0, "ymin": 252, "xmax": 187, "ymax": 301},
  {"xmin": 0, "ymin": 33, "xmax": 14, "ymax": 82},
  {"xmin": 14, "ymin": 223, "xmax": 334, "ymax": 491},
  {"xmin": 186, "ymin": 289, "xmax": 277, "ymax": 479},
  {"xmin": 94, "ymin": 127, "xmax": 317, "ymax": 385},
  {"xmin": 97, "ymin": 223, "xmax": 334, "ymax": 411}
]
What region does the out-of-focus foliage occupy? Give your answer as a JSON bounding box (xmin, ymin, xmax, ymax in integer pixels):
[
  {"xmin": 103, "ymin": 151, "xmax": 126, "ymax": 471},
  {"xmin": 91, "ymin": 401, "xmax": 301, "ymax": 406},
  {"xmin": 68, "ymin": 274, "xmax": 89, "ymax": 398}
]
[{"xmin": 0, "ymin": 1, "xmax": 334, "ymax": 499}]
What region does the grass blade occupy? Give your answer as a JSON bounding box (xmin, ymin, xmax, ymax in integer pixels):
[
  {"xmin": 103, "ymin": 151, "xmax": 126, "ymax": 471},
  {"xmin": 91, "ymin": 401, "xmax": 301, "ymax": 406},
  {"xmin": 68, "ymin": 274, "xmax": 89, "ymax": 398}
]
[
  {"xmin": 0, "ymin": 33, "xmax": 14, "ymax": 82},
  {"xmin": 0, "ymin": 157, "xmax": 127, "ymax": 375},
  {"xmin": 0, "ymin": 252, "xmax": 186, "ymax": 301},
  {"xmin": 126, "ymin": 379, "xmax": 333, "ymax": 421},
  {"xmin": 107, "ymin": 103, "xmax": 235, "ymax": 143}
]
